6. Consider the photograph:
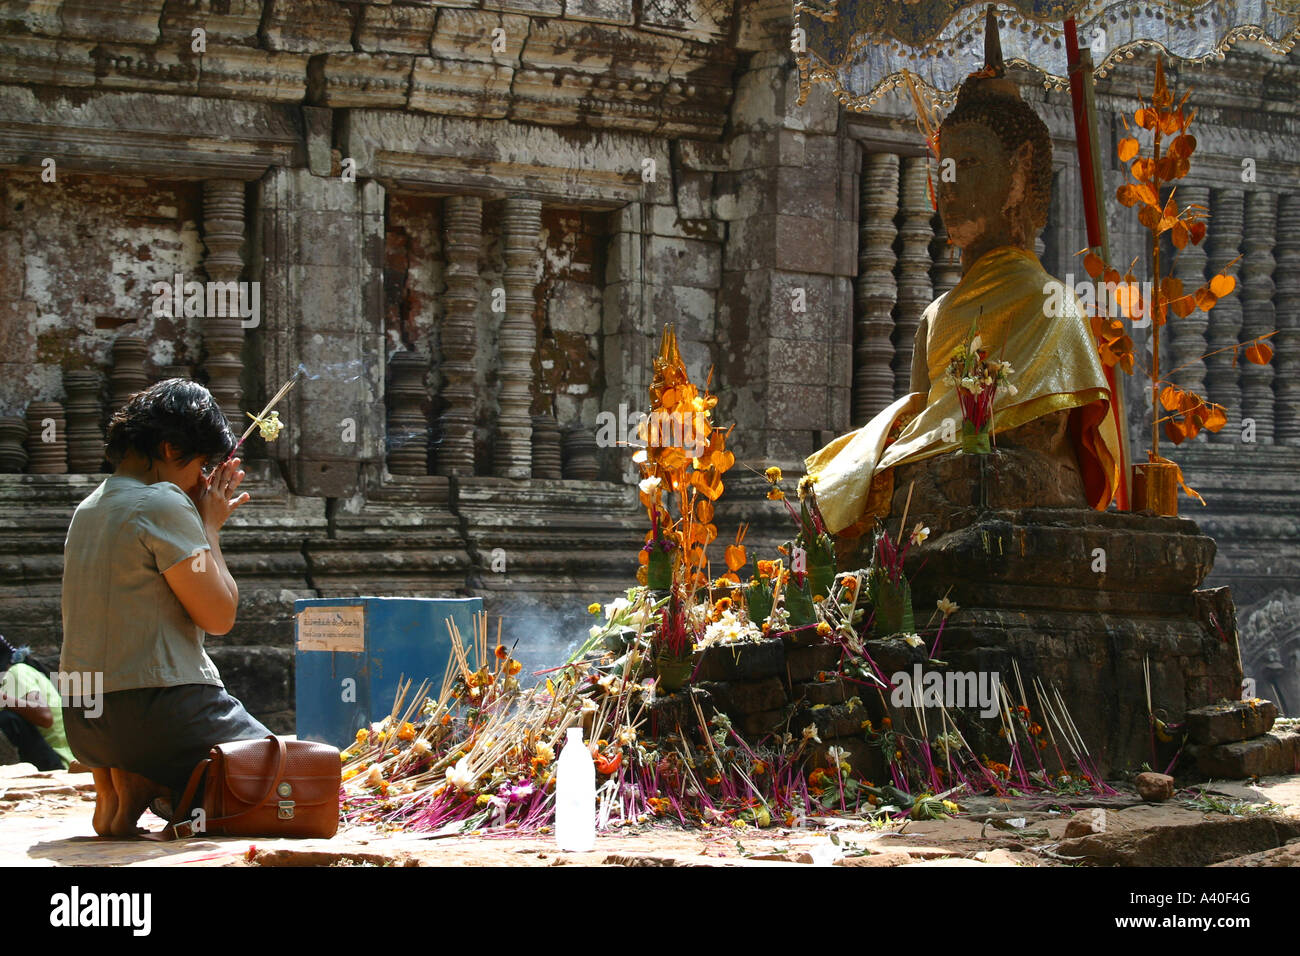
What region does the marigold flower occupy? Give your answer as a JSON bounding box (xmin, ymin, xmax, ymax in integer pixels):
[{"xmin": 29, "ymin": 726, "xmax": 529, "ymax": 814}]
[
  {"xmin": 495, "ymin": 645, "xmax": 509, "ymax": 660},
  {"xmin": 397, "ymin": 722, "xmax": 415, "ymax": 741},
  {"xmin": 507, "ymin": 659, "xmax": 522, "ymax": 676},
  {"xmin": 816, "ymin": 621, "xmax": 832, "ymax": 636},
  {"xmin": 355, "ymin": 728, "xmax": 369, "ymax": 745},
  {"xmin": 1037, "ymin": 738, "xmax": 1048, "ymax": 750},
  {"xmin": 752, "ymin": 760, "xmax": 768, "ymax": 775},
  {"xmin": 764, "ymin": 466, "xmax": 782, "ymax": 484},
  {"xmin": 881, "ymin": 717, "xmax": 892, "ymax": 728},
  {"xmin": 766, "ymin": 488, "xmax": 785, "ymax": 501},
  {"xmin": 588, "ymin": 602, "xmax": 601, "ymax": 614},
  {"xmin": 756, "ymin": 560, "xmax": 775, "ymax": 579}
]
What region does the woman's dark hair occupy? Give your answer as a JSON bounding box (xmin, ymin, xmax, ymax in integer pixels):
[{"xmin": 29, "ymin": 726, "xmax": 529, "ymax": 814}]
[{"xmin": 103, "ymin": 379, "xmax": 235, "ymax": 469}]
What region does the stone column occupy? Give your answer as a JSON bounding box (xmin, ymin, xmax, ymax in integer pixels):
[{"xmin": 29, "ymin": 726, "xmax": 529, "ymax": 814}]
[
  {"xmin": 253, "ymin": 168, "xmax": 386, "ymax": 498},
  {"xmin": 1241, "ymin": 191, "xmax": 1277, "ymax": 444},
  {"xmin": 855, "ymin": 152, "xmax": 899, "ymax": 425},
  {"xmin": 201, "ymin": 180, "xmax": 247, "ymax": 423},
  {"xmin": 930, "ymin": 214, "xmax": 961, "ymax": 299},
  {"xmin": 494, "ymin": 197, "xmax": 542, "ymax": 479},
  {"xmin": 1205, "ymin": 189, "xmax": 1243, "ymax": 444},
  {"xmin": 1274, "ymin": 193, "xmax": 1300, "ymax": 446},
  {"xmin": 438, "ymin": 196, "xmax": 482, "ymax": 476},
  {"xmin": 1171, "ymin": 185, "xmax": 1210, "ymax": 440},
  {"xmin": 895, "ymin": 156, "xmax": 933, "ymax": 399}
]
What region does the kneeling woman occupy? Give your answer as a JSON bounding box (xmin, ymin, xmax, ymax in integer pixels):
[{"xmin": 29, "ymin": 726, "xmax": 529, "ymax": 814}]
[{"xmin": 60, "ymin": 380, "xmax": 270, "ymax": 837}]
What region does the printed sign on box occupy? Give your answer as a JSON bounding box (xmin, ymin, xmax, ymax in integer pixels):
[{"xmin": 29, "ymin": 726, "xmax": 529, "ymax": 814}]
[{"xmin": 296, "ymin": 605, "xmax": 365, "ymax": 653}]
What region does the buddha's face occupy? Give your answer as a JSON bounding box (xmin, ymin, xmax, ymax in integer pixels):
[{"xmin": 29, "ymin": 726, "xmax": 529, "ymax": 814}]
[{"xmin": 937, "ymin": 121, "xmax": 1030, "ymax": 253}]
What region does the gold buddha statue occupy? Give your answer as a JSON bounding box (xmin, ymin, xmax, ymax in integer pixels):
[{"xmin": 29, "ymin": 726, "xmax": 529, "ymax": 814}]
[{"xmin": 806, "ymin": 57, "xmax": 1122, "ymax": 552}]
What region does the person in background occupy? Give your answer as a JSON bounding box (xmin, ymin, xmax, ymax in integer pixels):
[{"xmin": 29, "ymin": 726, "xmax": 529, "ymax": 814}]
[
  {"xmin": 60, "ymin": 379, "xmax": 271, "ymax": 838},
  {"xmin": 0, "ymin": 634, "xmax": 76, "ymax": 771}
]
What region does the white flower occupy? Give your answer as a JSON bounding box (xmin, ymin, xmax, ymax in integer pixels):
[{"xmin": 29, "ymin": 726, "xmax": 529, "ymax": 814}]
[
  {"xmin": 959, "ymin": 375, "xmax": 979, "ymax": 394},
  {"xmin": 1002, "ymin": 382, "xmax": 1019, "ymax": 398},
  {"xmin": 604, "ymin": 597, "xmax": 631, "ymax": 620},
  {"xmin": 902, "ymin": 634, "xmax": 924, "ymax": 648},
  {"xmin": 826, "ymin": 745, "xmax": 848, "ymax": 767},
  {"xmin": 412, "ymin": 739, "xmax": 431, "ymax": 757},
  {"xmin": 999, "ymin": 362, "xmax": 1016, "ymax": 377},
  {"xmin": 802, "ymin": 723, "xmax": 822, "ymax": 744},
  {"xmin": 365, "ymin": 765, "xmax": 384, "ymax": 788},
  {"xmin": 937, "ymin": 597, "xmax": 959, "ymax": 617},
  {"xmin": 969, "ymin": 334, "xmax": 983, "ymax": 352},
  {"xmin": 910, "ymin": 523, "xmax": 930, "ymax": 545},
  {"xmin": 617, "ymin": 727, "xmax": 637, "ymax": 746},
  {"xmin": 638, "ymin": 475, "xmax": 662, "ymax": 496},
  {"xmin": 589, "ymin": 624, "xmax": 603, "ymax": 640},
  {"xmin": 445, "ymin": 757, "xmax": 475, "ymax": 791},
  {"xmin": 534, "ymin": 742, "xmax": 555, "ymax": 763}
]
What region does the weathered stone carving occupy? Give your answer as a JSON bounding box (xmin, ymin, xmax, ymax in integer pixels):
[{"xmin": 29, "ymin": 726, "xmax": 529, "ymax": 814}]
[
  {"xmin": 494, "ymin": 197, "xmax": 542, "ymax": 479},
  {"xmin": 895, "ymin": 156, "xmax": 933, "ymax": 398},
  {"xmin": 437, "ymin": 196, "xmax": 482, "ymax": 477},
  {"xmin": 1274, "ymin": 193, "xmax": 1300, "ymax": 446},
  {"xmin": 108, "ymin": 333, "xmax": 149, "ymax": 420},
  {"xmin": 531, "ymin": 413, "xmax": 563, "ymax": 480},
  {"xmin": 1171, "ymin": 184, "xmax": 1210, "ymax": 440},
  {"xmin": 24, "ymin": 401, "xmax": 67, "ymax": 474},
  {"xmin": 63, "ymin": 369, "xmax": 105, "ymax": 474},
  {"xmin": 562, "ymin": 424, "xmax": 600, "ymax": 480},
  {"xmin": 201, "ymin": 179, "xmax": 247, "ymax": 424},
  {"xmin": 854, "ymin": 152, "xmax": 899, "ymax": 425},
  {"xmin": 385, "ymin": 351, "xmax": 429, "ymax": 476},
  {"xmin": 1241, "ymin": 191, "xmax": 1277, "ymax": 444},
  {"xmin": 1205, "ymin": 188, "xmax": 1244, "ymax": 443},
  {"xmin": 0, "ymin": 416, "xmax": 27, "ymax": 474}
]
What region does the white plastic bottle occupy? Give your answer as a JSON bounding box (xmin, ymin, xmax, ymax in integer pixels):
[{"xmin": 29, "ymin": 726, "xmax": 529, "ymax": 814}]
[{"xmin": 555, "ymin": 726, "xmax": 596, "ymax": 851}]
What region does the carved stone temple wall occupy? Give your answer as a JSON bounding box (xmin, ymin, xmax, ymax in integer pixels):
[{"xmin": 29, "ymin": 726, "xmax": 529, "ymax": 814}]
[{"xmin": 0, "ymin": 0, "xmax": 1296, "ymax": 730}]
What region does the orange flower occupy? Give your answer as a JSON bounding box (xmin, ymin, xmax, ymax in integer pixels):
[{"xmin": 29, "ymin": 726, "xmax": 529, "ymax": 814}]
[
  {"xmin": 396, "ymin": 722, "xmax": 416, "ymax": 741},
  {"xmin": 881, "ymin": 717, "xmax": 892, "ymax": 728},
  {"xmin": 495, "ymin": 645, "xmax": 509, "ymax": 660},
  {"xmin": 756, "ymin": 560, "xmax": 776, "ymax": 579},
  {"xmin": 507, "ymin": 659, "xmax": 522, "ymax": 676},
  {"xmin": 767, "ymin": 488, "xmax": 785, "ymax": 501},
  {"xmin": 713, "ymin": 597, "xmax": 732, "ymax": 614},
  {"xmin": 704, "ymin": 774, "xmax": 721, "ymax": 787}
]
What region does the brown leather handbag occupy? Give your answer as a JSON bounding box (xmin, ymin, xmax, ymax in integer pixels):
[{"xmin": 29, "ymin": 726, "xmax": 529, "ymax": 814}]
[{"xmin": 161, "ymin": 735, "xmax": 341, "ymax": 840}]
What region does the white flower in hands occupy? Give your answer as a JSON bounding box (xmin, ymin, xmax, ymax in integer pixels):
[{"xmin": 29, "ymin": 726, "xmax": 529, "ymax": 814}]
[
  {"xmin": 909, "ymin": 523, "xmax": 930, "ymax": 545},
  {"xmin": 248, "ymin": 409, "xmax": 284, "ymax": 441}
]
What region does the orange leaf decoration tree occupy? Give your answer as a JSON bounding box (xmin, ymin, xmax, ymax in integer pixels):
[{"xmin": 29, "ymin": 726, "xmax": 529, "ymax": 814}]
[
  {"xmin": 1080, "ymin": 57, "xmax": 1275, "ymax": 501},
  {"xmin": 634, "ymin": 325, "xmax": 735, "ymax": 598}
]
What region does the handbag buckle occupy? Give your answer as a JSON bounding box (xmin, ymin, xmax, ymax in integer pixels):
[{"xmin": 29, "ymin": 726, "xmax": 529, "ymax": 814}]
[
  {"xmin": 278, "ymin": 800, "xmax": 295, "ymax": 820},
  {"xmin": 172, "ymin": 820, "xmax": 195, "ymax": 839}
]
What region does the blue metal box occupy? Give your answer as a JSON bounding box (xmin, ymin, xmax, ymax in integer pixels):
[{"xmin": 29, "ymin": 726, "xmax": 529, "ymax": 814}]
[{"xmin": 293, "ymin": 596, "xmax": 483, "ymax": 749}]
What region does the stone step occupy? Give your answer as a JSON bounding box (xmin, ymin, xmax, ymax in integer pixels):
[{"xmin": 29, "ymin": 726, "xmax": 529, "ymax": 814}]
[
  {"xmin": 1187, "ymin": 698, "xmax": 1278, "ymax": 745},
  {"xmin": 1189, "ymin": 729, "xmax": 1300, "ymax": 779}
]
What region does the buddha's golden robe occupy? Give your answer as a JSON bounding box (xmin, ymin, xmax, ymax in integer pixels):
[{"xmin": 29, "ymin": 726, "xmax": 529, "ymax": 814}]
[{"xmin": 807, "ymin": 246, "xmax": 1121, "ymax": 535}]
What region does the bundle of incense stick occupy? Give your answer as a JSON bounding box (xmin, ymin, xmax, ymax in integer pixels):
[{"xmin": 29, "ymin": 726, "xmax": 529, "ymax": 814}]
[{"xmin": 223, "ymin": 370, "xmax": 301, "ymax": 463}]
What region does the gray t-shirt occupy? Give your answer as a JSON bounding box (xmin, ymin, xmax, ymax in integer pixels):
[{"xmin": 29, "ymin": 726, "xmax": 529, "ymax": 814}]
[{"xmin": 60, "ymin": 475, "xmax": 223, "ymax": 693}]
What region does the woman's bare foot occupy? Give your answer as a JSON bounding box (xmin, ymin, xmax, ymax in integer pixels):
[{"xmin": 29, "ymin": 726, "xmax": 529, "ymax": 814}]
[
  {"xmin": 90, "ymin": 767, "xmax": 118, "ymax": 837},
  {"xmin": 109, "ymin": 768, "xmax": 166, "ymax": 838}
]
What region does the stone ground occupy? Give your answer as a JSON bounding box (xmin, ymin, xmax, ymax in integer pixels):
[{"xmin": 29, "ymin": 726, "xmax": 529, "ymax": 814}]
[{"xmin": 3, "ymin": 764, "xmax": 1300, "ymax": 868}]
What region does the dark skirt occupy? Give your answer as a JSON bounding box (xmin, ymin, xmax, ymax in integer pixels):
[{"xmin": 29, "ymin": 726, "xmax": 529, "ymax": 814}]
[{"xmin": 63, "ymin": 683, "xmax": 271, "ymax": 796}]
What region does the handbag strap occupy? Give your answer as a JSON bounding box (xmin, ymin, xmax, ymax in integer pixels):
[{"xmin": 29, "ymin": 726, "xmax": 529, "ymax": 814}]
[{"xmin": 203, "ymin": 734, "xmax": 289, "ymax": 829}]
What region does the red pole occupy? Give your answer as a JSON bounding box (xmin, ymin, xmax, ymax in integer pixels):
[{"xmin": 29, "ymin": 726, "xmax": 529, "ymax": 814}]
[{"xmin": 1064, "ymin": 17, "xmax": 1130, "ymax": 509}]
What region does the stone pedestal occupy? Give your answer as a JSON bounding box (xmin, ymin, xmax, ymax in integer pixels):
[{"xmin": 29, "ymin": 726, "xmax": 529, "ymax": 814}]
[
  {"xmin": 108, "ymin": 334, "xmax": 149, "ymax": 420},
  {"xmin": 0, "ymin": 417, "xmax": 27, "ymax": 473}
]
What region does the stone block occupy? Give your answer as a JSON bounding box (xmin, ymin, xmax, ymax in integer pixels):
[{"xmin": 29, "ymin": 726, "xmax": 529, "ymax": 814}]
[
  {"xmin": 698, "ymin": 676, "xmax": 787, "ymax": 716},
  {"xmin": 695, "ymin": 638, "xmax": 785, "ymax": 682},
  {"xmin": 564, "ymin": 0, "xmax": 634, "ymax": 25},
  {"xmin": 796, "ymin": 679, "xmax": 849, "ymax": 706},
  {"xmin": 676, "ymin": 171, "xmax": 715, "ymax": 221},
  {"xmin": 262, "ymin": 0, "xmax": 355, "ymax": 53},
  {"xmin": 160, "ymin": 0, "xmax": 264, "ymax": 47},
  {"xmin": 60, "ymin": 0, "xmax": 164, "ymax": 44},
  {"xmin": 1187, "ymin": 699, "xmax": 1278, "ymax": 745},
  {"xmin": 767, "ymin": 381, "xmax": 827, "ymax": 430},
  {"xmin": 358, "ymin": 3, "xmax": 437, "ymax": 54},
  {"xmin": 649, "ymin": 205, "xmax": 724, "ymax": 243},
  {"xmin": 646, "ymin": 236, "xmax": 721, "ymax": 290},
  {"xmin": 482, "ymin": 0, "xmax": 562, "ymax": 15},
  {"xmin": 777, "ymin": 163, "xmax": 839, "ymax": 220},
  {"xmin": 740, "ymin": 708, "xmax": 787, "ymax": 737},
  {"xmin": 1191, "ymin": 730, "xmax": 1299, "ymax": 779},
  {"xmin": 430, "ymin": 10, "xmax": 530, "ymax": 64},
  {"xmin": 675, "ymin": 139, "xmax": 728, "ymax": 172},
  {"xmin": 785, "ymin": 642, "xmax": 842, "ymax": 682},
  {"xmin": 194, "ymin": 47, "xmax": 309, "ymax": 102},
  {"xmin": 409, "ymin": 58, "xmax": 513, "ymax": 118},
  {"xmin": 775, "ymin": 213, "xmax": 837, "ymax": 276},
  {"xmin": 650, "ymin": 284, "xmax": 717, "ymax": 341},
  {"xmin": 547, "ymin": 280, "xmax": 603, "ymax": 335},
  {"xmin": 767, "ymin": 337, "xmax": 828, "ymax": 387},
  {"xmin": 794, "ymin": 702, "xmax": 865, "ymax": 740},
  {"xmin": 1135, "ymin": 771, "xmax": 1175, "ymax": 801},
  {"xmin": 207, "ymin": 645, "xmax": 292, "ymax": 715},
  {"xmin": 309, "ymin": 53, "xmax": 415, "ymax": 109}
]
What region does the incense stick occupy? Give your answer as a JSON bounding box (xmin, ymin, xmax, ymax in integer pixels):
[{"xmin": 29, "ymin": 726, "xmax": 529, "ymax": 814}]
[{"xmin": 224, "ymin": 370, "xmax": 302, "ymax": 462}]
